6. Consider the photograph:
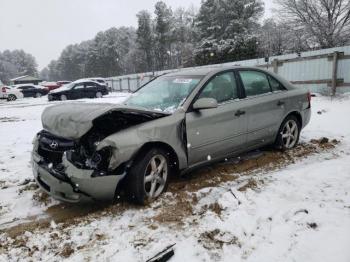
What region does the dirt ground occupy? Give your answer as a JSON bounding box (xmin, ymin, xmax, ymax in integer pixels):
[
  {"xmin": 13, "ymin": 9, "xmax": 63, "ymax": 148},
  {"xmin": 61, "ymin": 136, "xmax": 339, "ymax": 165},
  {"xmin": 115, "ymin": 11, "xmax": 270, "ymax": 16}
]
[{"xmin": 0, "ymin": 138, "xmax": 339, "ymax": 247}]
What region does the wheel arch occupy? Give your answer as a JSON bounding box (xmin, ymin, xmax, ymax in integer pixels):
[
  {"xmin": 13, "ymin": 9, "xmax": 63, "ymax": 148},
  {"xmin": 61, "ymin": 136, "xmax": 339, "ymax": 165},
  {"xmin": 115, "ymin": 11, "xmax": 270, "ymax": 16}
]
[
  {"xmin": 284, "ymin": 111, "xmax": 302, "ymax": 128},
  {"xmin": 274, "ymin": 111, "xmax": 302, "ymax": 149},
  {"xmin": 131, "ymin": 141, "xmax": 180, "ymax": 174}
]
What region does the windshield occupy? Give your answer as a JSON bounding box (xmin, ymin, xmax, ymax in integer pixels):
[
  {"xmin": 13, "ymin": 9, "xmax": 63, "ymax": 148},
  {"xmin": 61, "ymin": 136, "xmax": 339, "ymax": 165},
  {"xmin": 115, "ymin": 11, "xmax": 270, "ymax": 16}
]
[{"xmin": 125, "ymin": 76, "xmax": 201, "ymax": 113}]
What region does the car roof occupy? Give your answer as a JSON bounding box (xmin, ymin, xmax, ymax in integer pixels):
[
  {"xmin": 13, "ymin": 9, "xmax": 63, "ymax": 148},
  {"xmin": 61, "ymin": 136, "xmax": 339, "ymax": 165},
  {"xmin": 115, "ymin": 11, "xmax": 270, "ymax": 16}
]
[
  {"xmin": 164, "ymin": 66, "xmax": 268, "ymax": 77},
  {"xmin": 73, "ymin": 79, "xmax": 101, "ymax": 85},
  {"xmin": 164, "ymin": 67, "xmax": 222, "ymax": 77}
]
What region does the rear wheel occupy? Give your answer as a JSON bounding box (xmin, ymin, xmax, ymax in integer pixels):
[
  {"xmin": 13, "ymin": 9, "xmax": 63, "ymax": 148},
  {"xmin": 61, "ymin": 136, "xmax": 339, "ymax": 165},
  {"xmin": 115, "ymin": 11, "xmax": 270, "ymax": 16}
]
[
  {"xmin": 275, "ymin": 115, "xmax": 300, "ymax": 150},
  {"xmin": 60, "ymin": 94, "xmax": 67, "ymax": 101},
  {"xmin": 35, "ymin": 92, "xmax": 42, "ymax": 98},
  {"xmin": 126, "ymin": 148, "xmax": 169, "ymax": 204},
  {"xmin": 96, "ymin": 91, "xmax": 103, "ymax": 98},
  {"xmin": 7, "ymin": 94, "xmax": 17, "ymax": 101}
]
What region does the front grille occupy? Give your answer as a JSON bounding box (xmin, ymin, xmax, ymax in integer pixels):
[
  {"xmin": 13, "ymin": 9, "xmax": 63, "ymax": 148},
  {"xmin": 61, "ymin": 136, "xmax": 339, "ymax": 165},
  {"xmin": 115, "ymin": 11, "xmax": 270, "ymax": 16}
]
[
  {"xmin": 38, "ymin": 147, "xmax": 64, "ymax": 164},
  {"xmin": 37, "ymin": 131, "xmax": 75, "ymax": 164}
]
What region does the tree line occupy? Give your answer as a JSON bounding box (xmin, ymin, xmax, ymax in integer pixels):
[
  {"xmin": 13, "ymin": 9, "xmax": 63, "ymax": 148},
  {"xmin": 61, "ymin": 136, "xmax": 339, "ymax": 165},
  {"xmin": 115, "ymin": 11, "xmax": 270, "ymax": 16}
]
[
  {"xmin": 1, "ymin": 0, "xmax": 350, "ymax": 84},
  {"xmin": 0, "ymin": 50, "xmax": 38, "ymax": 84}
]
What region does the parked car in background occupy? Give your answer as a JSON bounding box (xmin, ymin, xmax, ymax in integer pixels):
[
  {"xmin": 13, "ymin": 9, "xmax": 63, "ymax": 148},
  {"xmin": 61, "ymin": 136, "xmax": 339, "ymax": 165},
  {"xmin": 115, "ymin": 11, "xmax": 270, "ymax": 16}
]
[
  {"xmin": 32, "ymin": 67, "xmax": 311, "ymax": 204},
  {"xmin": 48, "ymin": 79, "xmax": 109, "ymax": 101},
  {"xmin": 0, "ymin": 86, "xmax": 24, "ymax": 101},
  {"xmin": 88, "ymin": 78, "xmax": 107, "ymax": 86},
  {"xmin": 41, "ymin": 81, "xmax": 72, "ymax": 91},
  {"xmin": 41, "ymin": 82, "xmax": 60, "ymax": 91},
  {"xmin": 13, "ymin": 84, "xmax": 49, "ymax": 98},
  {"xmin": 57, "ymin": 81, "xmax": 71, "ymax": 86}
]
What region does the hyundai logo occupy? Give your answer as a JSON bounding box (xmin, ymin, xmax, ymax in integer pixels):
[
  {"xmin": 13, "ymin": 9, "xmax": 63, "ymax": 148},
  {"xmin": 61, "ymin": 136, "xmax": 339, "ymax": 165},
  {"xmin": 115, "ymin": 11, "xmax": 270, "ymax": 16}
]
[{"xmin": 49, "ymin": 141, "xmax": 59, "ymax": 149}]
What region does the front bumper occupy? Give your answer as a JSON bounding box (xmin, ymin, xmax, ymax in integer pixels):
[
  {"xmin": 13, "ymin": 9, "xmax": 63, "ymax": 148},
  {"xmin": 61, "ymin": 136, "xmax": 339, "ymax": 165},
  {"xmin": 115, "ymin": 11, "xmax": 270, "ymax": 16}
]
[{"xmin": 32, "ymin": 137, "xmax": 125, "ymax": 203}]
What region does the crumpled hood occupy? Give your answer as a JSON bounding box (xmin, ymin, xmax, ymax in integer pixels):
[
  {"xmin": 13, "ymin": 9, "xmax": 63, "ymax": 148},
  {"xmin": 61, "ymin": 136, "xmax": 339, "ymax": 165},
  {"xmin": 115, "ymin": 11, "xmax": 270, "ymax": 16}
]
[{"xmin": 41, "ymin": 103, "xmax": 168, "ymax": 139}]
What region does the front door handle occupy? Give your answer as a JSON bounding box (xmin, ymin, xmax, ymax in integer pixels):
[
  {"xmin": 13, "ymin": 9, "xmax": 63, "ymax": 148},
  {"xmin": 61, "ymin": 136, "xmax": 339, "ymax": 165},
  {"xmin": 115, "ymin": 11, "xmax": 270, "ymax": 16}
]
[
  {"xmin": 235, "ymin": 110, "xmax": 246, "ymax": 117},
  {"xmin": 277, "ymin": 100, "xmax": 285, "ymax": 106}
]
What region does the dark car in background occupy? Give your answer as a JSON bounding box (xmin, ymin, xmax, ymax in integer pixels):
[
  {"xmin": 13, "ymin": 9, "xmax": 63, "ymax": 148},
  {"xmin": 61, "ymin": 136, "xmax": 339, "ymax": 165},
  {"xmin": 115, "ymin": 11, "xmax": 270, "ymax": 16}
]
[
  {"xmin": 14, "ymin": 84, "xmax": 49, "ymax": 98},
  {"xmin": 48, "ymin": 80, "xmax": 109, "ymax": 101}
]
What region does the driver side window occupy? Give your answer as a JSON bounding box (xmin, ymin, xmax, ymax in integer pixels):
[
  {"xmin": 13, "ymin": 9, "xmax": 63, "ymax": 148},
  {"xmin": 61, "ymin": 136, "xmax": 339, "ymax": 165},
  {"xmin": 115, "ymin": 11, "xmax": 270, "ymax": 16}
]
[{"xmin": 198, "ymin": 72, "xmax": 238, "ymax": 103}]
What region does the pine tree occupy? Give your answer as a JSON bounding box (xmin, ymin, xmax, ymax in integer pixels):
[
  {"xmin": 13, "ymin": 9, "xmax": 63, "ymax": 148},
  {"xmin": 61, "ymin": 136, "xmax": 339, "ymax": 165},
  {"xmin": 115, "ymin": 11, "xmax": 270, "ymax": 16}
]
[
  {"xmin": 136, "ymin": 10, "xmax": 154, "ymax": 72},
  {"xmin": 194, "ymin": 0, "xmax": 264, "ymax": 65},
  {"xmin": 154, "ymin": 1, "xmax": 173, "ymax": 70}
]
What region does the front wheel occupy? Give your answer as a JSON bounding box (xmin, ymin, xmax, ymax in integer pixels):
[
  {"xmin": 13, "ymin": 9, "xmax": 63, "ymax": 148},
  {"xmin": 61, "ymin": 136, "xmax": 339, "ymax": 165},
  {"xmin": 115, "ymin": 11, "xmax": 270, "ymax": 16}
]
[
  {"xmin": 60, "ymin": 94, "xmax": 67, "ymax": 101},
  {"xmin": 7, "ymin": 94, "xmax": 17, "ymax": 101},
  {"xmin": 126, "ymin": 148, "xmax": 169, "ymax": 204},
  {"xmin": 35, "ymin": 92, "xmax": 42, "ymax": 98},
  {"xmin": 275, "ymin": 115, "xmax": 300, "ymax": 150}
]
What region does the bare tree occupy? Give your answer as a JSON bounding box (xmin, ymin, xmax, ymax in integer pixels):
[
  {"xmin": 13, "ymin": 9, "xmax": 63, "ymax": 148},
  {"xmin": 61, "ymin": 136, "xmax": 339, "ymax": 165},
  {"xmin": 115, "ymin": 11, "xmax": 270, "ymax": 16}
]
[{"xmin": 275, "ymin": 0, "xmax": 350, "ymax": 48}]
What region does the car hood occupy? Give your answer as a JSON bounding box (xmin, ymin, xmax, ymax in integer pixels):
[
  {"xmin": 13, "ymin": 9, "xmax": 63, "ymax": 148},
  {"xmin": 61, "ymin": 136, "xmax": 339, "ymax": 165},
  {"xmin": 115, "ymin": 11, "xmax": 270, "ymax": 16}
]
[{"xmin": 42, "ymin": 103, "xmax": 169, "ymax": 139}]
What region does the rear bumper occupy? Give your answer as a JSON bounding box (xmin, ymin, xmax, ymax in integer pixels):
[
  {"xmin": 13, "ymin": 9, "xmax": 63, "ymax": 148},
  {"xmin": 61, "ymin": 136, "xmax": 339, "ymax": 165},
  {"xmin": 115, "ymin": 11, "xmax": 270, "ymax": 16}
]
[{"xmin": 32, "ymin": 138, "xmax": 126, "ymax": 203}]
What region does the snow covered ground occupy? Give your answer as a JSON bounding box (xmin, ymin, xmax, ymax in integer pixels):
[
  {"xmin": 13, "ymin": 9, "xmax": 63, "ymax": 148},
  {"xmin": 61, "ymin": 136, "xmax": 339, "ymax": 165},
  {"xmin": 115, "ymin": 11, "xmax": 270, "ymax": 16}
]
[{"xmin": 0, "ymin": 93, "xmax": 350, "ymax": 261}]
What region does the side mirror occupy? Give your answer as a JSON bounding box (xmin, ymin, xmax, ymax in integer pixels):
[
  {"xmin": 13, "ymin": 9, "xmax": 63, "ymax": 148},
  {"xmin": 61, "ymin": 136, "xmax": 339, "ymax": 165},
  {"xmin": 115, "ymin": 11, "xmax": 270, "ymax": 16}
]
[{"xmin": 192, "ymin": 98, "xmax": 218, "ymax": 110}]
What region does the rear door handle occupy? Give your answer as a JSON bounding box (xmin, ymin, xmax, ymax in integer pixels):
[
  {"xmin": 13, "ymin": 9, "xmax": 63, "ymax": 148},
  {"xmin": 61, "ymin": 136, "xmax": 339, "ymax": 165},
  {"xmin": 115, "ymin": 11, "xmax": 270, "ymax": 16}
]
[
  {"xmin": 235, "ymin": 110, "xmax": 246, "ymax": 117},
  {"xmin": 277, "ymin": 100, "xmax": 285, "ymax": 106}
]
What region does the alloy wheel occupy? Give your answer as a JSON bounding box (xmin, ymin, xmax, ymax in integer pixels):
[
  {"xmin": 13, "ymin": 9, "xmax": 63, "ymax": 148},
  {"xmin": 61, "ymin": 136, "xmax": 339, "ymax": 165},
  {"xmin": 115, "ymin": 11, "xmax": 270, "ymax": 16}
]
[
  {"xmin": 7, "ymin": 95, "xmax": 16, "ymax": 101},
  {"xmin": 144, "ymin": 154, "xmax": 168, "ymax": 199},
  {"xmin": 281, "ymin": 120, "xmax": 299, "ymax": 149}
]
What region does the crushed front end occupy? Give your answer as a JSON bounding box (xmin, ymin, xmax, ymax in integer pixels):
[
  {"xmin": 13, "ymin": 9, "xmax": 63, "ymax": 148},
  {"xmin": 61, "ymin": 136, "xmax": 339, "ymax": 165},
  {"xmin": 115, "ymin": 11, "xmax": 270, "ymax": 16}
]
[{"xmin": 32, "ymin": 130, "xmax": 126, "ymax": 203}]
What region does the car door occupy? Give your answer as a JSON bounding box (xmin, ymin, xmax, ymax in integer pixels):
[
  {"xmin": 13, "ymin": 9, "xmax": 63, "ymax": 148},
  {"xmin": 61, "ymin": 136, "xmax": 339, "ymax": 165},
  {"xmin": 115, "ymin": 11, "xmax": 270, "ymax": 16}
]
[
  {"xmin": 84, "ymin": 82, "xmax": 97, "ymax": 98},
  {"xmin": 27, "ymin": 85, "xmax": 37, "ymax": 97},
  {"xmin": 71, "ymin": 83, "xmax": 86, "ymax": 99},
  {"xmin": 237, "ymin": 70, "xmax": 286, "ymax": 148},
  {"xmin": 18, "ymin": 86, "xmax": 30, "ymax": 97},
  {"xmin": 186, "ymin": 71, "xmax": 248, "ymax": 166}
]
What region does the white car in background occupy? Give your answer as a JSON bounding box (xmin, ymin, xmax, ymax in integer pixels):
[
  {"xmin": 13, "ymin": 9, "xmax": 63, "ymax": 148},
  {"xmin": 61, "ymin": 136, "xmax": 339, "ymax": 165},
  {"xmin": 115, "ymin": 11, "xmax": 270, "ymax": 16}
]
[
  {"xmin": 85, "ymin": 78, "xmax": 108, "ymax": 86},
  {"xmin": 0, "ymin": 86, "xmax": 24, "ymax": 101}
]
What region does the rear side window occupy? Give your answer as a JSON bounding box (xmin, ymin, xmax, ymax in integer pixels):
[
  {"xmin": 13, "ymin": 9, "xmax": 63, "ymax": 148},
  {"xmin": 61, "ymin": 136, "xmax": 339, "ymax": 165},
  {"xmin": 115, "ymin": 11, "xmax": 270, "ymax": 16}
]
[
  {"xmin": 268, "ymin": 76, "xmax": 286, "ymax": 91},
  {"xmin": 198, "ymin": 72, "xmax": 238, "ymax": 103},
  {"xmin": 85, "ymin": 82, "xmax": 97, "ymax": 88},
  {"xmin": 239, "ymin": 71, "xmax": 271, "ymax": 97}
]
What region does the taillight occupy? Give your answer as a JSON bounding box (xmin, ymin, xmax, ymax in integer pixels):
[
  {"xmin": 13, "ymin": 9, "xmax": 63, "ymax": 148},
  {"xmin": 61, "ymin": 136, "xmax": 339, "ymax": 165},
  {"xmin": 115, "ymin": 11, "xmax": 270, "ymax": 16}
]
[
  {"xmin": 1, "ymin": 87, "xmax": 6, "ymax": 93},
  {"xmin": 307, "ymin": 91, "xmax": 311, "ymax": 107}
]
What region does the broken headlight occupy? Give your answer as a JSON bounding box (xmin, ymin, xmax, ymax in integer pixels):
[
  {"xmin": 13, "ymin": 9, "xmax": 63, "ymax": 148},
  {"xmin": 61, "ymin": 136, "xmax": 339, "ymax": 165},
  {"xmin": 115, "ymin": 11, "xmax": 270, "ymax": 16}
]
[
  {"xmin": 68, "ymin": 146, "xmax": 112, "ymax": 172},
  {"xmin": 85, "ymin": 147, "xmax": 112, "ymax": 170}
]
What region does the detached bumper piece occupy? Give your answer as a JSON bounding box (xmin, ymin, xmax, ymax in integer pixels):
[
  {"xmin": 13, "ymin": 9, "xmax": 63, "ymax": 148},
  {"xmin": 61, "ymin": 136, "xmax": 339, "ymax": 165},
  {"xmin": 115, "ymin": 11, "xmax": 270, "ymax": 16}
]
[{"xmin": 146, "ymin": 244, "xmax": 175, "ymax": 262}]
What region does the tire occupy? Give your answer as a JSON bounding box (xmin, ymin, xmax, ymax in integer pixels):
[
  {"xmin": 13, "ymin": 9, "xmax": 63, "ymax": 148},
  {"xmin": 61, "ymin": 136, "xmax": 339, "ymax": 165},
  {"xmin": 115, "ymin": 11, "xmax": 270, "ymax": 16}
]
[
  {"xmin": 7, "ymin": 94, "xmax": 17, "ymax": 101},
  {"xmin": 35, "ymin": 92, "xmax": 42, "ymax": 98},
  {"xmin": 126, "ymin": 148, "xmax": 170, "ymax": 204},
  {"xmin": 275, "ymin": 115, "xmax": 300, "ymax": 150},
  {"xmin": 60, "ymin": 94, "xmax": 67, "ymax": 101},
  {"xmin": 96, "ymin": 91, "xmax": 103, "ymax": 98}
]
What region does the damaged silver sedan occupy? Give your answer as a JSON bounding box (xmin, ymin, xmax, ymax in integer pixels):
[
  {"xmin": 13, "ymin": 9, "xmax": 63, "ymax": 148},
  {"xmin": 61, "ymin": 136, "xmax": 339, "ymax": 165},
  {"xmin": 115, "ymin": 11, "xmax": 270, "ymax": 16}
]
[{"xmin": 32, "ymin": 67, "xmax": 311, "ymax": 204}]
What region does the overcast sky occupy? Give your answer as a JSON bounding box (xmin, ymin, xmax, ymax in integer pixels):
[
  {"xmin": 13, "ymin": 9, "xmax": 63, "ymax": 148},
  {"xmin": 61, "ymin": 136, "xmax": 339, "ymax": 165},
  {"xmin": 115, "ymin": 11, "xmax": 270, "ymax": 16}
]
[{"xmin": 0, "ymin": 0, "xmax": 274, "ymax": 70}]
